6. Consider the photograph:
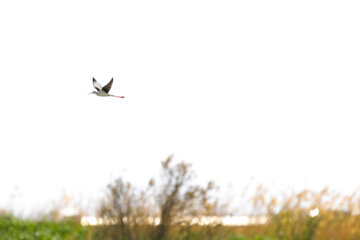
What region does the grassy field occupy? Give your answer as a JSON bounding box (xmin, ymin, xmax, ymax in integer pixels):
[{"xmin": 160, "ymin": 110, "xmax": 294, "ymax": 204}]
[
  {"xmin": 1, "ymin": 213, "xmax": 360, "ymax": 240},
  {"xmin": 2, "ymin": 160, "xmax": 360, "ymax": 240},
  {"xmin": 0, "ymin": 215, "xmax": 89, "ymax": 240},
  {"xmin": 0, "ymin": 214, "xmax": 274, "ymax": 240}
]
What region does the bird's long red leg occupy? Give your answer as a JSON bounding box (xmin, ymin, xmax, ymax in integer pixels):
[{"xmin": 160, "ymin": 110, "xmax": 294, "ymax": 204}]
[{"xmin": 110, "ymin": 95, "xmax": 125, "ymax": 98}]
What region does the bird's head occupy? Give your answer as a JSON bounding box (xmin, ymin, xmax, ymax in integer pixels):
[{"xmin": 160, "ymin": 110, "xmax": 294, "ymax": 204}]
[{"xmin": 89, "ymin": 91, "xmax": 97, "ymax": 95}]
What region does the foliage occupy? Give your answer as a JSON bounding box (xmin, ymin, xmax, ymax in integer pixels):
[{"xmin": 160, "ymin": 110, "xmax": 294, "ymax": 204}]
[
  {"xmin": 0, "ymin": 215, "xmax": 89, "ymax": 240},
  {"xmin": 0, "ymin": 214, "xmax": 276, "ymax": 240},
  {"xmin": 3, "ymin": 157, "xmax": 360, "ymax": 240}
]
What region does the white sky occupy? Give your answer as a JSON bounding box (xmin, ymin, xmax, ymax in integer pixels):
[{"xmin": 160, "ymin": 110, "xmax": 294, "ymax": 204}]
[{"xmin": 1, "ymin": 0, "xmax": 360, "ymax": 215}]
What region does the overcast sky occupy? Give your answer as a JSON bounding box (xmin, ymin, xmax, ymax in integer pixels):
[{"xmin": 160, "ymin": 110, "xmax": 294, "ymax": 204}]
[{"xmin": 1, "ymin": 0, "xmax": 360, "ymax": 215}]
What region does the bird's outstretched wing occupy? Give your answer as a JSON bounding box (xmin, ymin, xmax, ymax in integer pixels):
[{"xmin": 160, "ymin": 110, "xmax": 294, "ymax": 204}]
[
  {"xmin": 93, "ymin": 78, "xmax": 103, "ymax": 91},
  {"xmin": 102, "ymin": 78, "xmax": 113, "ymax": 93}
]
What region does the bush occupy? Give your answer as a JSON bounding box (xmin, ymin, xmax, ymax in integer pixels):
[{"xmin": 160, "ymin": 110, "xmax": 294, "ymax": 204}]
[{"xmin": 97, "ymin": 156, "xmax": 228, "ymax": 240}]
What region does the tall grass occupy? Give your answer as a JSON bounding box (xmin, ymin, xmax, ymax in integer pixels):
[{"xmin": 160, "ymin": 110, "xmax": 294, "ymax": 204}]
[{"xmin": 239, "ymin": 186, "xmax": 360, "ymax": 240}]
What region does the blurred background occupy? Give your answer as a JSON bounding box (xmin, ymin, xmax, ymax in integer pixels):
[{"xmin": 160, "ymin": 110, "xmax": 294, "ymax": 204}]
[{"xmin": 0, "ymin": 0, "xmax": 360, "ymax": 239}]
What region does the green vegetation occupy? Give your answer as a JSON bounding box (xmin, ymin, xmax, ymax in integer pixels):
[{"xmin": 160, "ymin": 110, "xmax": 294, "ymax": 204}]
[
  {"xmin": 0, "ymin": 214, "xmax": 273, "ymax": 240},
  {"xmin": 2, "ymin": 207, "xmax": 360, "ymax": 240},
  {"xmin": 2, "ymin": 157, "xmax": 360, "ymax": 240},
  {"xmin": 0, "ymin": 215, "xmax": 89, "ymax": 240}
]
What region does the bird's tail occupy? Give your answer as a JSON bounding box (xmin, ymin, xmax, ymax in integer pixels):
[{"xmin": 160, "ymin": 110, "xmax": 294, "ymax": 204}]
[{"xmin": 110, "ymin": 95, "xmax": 125, "ymax": 98}]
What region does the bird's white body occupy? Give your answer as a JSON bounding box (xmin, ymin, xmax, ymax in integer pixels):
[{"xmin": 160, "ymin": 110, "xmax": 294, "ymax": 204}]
[{"xmin": 95, "ymin": 91, "xmax": 111, "ymax": 97}]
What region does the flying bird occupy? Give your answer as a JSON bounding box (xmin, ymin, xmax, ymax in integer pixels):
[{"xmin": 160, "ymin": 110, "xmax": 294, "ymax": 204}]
[{"xmin": 89, "ymin": 78, "xmax": 125, "ymax": 98}]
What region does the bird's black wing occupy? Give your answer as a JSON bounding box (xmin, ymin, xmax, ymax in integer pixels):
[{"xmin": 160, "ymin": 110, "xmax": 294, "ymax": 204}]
[
  {"xmin": 102, "ymin": 78, "xmax": 113, "ymax": 93},
  {"xmin": 93, "ymin": 78, "xmax": 103, "ymax": 91}
]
